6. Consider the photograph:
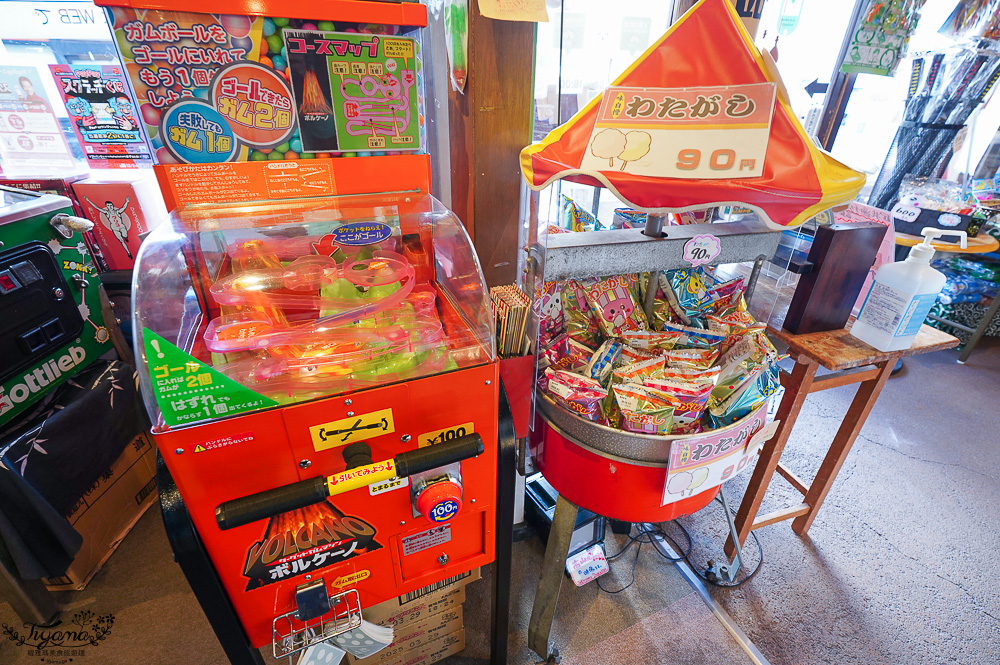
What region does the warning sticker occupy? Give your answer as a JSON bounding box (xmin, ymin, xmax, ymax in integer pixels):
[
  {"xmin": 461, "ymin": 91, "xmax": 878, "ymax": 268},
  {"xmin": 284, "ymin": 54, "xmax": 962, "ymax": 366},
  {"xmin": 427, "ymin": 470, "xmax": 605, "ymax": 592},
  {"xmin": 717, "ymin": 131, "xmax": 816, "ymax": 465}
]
[
  {"xmin": 309, "ymin": 408, "xmax": 395, "ymax": 450},
  {"xmin": 402, "ymin": 525, "xmax": 452, "ymax": 556},
  {"xmin": 193, "ymin": 431, "xmax": 254, "ymax": 454}
]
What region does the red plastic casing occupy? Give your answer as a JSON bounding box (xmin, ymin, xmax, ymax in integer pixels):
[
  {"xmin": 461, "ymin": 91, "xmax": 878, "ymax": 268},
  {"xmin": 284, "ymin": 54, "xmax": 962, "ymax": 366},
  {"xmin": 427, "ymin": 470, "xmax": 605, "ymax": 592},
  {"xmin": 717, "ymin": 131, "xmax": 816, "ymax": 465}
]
[{"xmin": 156, "ymin": 362, "xmax": 498, "ymax": 648}]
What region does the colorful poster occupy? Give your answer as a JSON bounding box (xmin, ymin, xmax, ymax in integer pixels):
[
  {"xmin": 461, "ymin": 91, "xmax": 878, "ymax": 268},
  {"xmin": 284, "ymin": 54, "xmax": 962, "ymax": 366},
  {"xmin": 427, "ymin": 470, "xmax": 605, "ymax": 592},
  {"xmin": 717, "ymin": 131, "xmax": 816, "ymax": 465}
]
[
  {"xmin": 108, "ymin": 9, "xmax": 267, "ymax": 163},
  {"xmin": 49, "ymin": 64, "xmax": 152, "ymax": 168},
  {"xmin": 285, "ymin": 30, "xmax": 421, "ymax": 153},
  {"xmin": 0, "ymin": 66, "xmax": 77, "ymax": 174},
  {"xmin": 580, "ymin": 83, "xmax": 776, "ymax": 179}
]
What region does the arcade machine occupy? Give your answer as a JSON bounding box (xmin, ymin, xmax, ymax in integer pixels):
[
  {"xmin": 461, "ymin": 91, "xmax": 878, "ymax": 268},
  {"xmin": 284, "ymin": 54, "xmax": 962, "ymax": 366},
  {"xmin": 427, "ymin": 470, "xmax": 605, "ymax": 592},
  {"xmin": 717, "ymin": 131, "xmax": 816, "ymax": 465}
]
[
  {"xmin": 0, "ymin": 186, "xmax": 109, "ymax": 624},
  {"xmin": 94, "ymin": 1, "xmax": 514, "ymax": 663}
]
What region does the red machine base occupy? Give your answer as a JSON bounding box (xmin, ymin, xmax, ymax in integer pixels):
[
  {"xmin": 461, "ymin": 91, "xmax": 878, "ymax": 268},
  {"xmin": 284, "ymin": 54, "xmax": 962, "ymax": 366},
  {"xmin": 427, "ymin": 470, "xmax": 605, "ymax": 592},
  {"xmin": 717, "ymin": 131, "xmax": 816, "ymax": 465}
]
[{"xmin": 531, "ymin": 418, "xmax": 719, "ymax": 522}]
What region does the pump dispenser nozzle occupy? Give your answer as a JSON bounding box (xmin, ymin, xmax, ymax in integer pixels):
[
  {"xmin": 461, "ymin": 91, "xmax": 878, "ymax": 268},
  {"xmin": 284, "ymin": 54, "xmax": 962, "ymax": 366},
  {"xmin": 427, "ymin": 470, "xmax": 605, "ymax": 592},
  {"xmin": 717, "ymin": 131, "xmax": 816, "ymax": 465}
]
[{"xmin": 909, "ymin": 228, "xmax": 968, "ymax": 262}]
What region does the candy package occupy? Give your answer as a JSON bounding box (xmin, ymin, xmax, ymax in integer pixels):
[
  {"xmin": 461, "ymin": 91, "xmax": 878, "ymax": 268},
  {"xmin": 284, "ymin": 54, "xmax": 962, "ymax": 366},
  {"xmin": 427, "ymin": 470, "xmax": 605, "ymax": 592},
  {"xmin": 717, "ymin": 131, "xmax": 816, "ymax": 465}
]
[
  {"xmin": 562, "ymin": 195, "xmax": 599, "ymax": 232},
  {"xmin": 659, "ymin": 321, "xmax": 727, "ymax": 349},
  {"xmin": 563, "ymin": 280, "xmax": 603, "ymax": 349},
  {"xmin": 621, "ymin": 330, "xmax": 678, "ymax": 352},
  {"xmin": 545, "ymin": 369, "xmax": 609, "ymax": 423},
  {"xmin": 537, "ymin": 281, "xmax": 564, "ymax": 345},
  {"xmin": 664, "ymin": 347, "xmax": 719, "ymax": 370},
  {"xmin": 612, "ymin": 207, "xmax": 647, "ymax": 229},
  {"xmin": 612, "ymin": 356, "xmax": 665, "ymax": 385},
  {"xmin": 617, "ymin": 343, "xmax": 659, "ymax": 366},
  {"xmin": 705, "ymin": 278, "xmax": 746, "ymax": 312},
  {"xmin": 655, "ymin": 272, "xmax": 692, "ymax": 325},
  {"xmin": 664, "ymin": 268, "xmax": 718, "ymax": 319},
  {"xmin": 643, "ymin": 375, "xmax": 714, "ymax": 434},
  {"xmin": 708, "ymin": 361, "xmax": 779, "ymax": 428},
  {"xmin": 612, "ymin": 384, "xmax": 675, "ymax": 435},
  {"xmin": 581, "ymin": 275, "xmax": 648, "ymax": 336},
  {"xmin": 586, "ymin": 339, "xmax": 623, "ymax": 387}
]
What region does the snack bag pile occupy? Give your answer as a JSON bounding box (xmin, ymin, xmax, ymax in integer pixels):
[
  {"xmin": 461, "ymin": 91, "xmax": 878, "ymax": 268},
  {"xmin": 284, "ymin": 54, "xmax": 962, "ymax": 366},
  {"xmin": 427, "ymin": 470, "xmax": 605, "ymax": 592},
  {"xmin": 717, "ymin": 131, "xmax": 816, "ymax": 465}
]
[{"xmin": 538, "ymin": 266, "xmax": 782, "ymax": 436}]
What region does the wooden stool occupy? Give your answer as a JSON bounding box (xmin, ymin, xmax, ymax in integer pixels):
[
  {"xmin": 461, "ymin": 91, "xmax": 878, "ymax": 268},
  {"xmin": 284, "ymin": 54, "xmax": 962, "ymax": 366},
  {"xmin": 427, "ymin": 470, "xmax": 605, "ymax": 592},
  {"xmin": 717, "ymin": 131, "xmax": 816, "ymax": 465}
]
[{"xmin": 725, "ymin": 324, "xmax": 958, "ymax": 556}]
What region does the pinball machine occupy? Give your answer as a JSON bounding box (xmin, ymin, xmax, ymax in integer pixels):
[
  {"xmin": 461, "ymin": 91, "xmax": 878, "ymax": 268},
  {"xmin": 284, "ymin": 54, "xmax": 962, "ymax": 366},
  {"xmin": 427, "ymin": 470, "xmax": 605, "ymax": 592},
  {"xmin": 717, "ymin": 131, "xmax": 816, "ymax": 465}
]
[{"xmin": 93, "ymin": 0, "xmax": 515, "ymax": 663}]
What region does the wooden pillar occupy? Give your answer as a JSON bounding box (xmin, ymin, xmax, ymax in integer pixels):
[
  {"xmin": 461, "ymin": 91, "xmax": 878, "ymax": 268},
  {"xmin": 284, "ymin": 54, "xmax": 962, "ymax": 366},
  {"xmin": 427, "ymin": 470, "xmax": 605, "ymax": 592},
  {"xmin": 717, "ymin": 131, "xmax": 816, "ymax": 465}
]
[{"xmin": 448, "ymin": 2, "xmax": 535, "ymax": 287}]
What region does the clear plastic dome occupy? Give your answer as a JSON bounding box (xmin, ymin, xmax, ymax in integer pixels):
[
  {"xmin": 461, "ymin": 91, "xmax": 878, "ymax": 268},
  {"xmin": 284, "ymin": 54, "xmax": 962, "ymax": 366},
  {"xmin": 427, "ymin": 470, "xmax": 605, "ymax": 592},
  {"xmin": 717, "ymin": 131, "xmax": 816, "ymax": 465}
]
[{"xmin": 133, "ymin": 193, "xmax": 494, "ymax": 430}]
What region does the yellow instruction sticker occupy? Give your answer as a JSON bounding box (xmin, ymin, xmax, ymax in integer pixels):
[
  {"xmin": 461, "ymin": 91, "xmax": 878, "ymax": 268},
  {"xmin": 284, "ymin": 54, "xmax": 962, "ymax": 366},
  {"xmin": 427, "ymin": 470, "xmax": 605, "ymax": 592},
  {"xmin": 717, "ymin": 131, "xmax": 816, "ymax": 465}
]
[
  {"xmin": 418, "ymin": 422, "xmax": 475, "ymax": 448},
  {"xmin": 310, "ymin": 408, "xmax": 395, "ymax": 450}
]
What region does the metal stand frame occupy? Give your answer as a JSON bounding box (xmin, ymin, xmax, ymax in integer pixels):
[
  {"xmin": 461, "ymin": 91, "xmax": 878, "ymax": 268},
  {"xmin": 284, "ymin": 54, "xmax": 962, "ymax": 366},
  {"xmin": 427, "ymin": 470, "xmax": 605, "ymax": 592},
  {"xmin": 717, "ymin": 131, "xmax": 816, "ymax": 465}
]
[{"xmin": 158, "ymin": 382, "xmax": 516, "ymax": 665}]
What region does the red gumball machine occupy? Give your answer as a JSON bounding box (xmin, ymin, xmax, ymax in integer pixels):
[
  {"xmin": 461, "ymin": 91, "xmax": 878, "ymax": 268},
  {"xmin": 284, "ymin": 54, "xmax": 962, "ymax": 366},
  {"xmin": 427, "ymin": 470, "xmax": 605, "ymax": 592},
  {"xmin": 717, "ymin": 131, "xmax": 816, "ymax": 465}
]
[
  {"xmin": 94, "ymin": 0, "xmax": 515, "ymax": 663},
  {"xmin": 515, "ymin": 1, "xmax": 867, "ymax": 661}
]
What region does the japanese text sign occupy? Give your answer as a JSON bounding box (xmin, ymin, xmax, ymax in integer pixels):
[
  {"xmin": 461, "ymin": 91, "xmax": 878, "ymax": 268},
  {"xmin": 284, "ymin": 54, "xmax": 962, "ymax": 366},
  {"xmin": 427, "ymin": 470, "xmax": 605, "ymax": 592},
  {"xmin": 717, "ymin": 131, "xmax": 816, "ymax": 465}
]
[
  {"xmin": 581, "ymin": 83, "xmax": 776, "ymax": 180},
  {"xmin": 661, "ymin": 403, "xmax": 773, "ymax": 506}
]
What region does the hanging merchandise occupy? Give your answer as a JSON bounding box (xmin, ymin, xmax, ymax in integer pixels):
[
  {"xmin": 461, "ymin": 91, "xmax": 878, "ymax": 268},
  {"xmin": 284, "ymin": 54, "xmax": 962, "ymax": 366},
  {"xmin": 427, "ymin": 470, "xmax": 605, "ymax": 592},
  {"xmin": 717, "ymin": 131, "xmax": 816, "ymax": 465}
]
[
  {"xmin": 841, "ymin": 0, "xmax": 928, "ymax": 77},
  {"xmin": 938, "ymin": 0, "xmax": 1000, "ymax": 39},
  {"xmin": 444, "ymin": 0, "xmax": 469, "ymax": 92},
  {"xmin": 868, "ymin": 44, "xmax": 1000, "ymax": 209},
  {"xmin": 777, "ymin": 0, "xmax": 805, "ymax": 36}
]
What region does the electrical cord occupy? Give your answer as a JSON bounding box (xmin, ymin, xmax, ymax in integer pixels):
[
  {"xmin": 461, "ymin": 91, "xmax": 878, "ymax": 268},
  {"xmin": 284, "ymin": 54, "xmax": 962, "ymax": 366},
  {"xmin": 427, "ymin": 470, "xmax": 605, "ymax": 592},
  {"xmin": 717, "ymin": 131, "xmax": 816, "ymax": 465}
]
[
  {"xmin": 596, "ymin": 520, "xmax": 693, "ymax": 594},
  {"xmin": 595, "ymin": 495, "xmax": 766, "ymax": 594},
  {"xmin": 679, "ymin": 496, "xmax": 765, "ymax": 589}
]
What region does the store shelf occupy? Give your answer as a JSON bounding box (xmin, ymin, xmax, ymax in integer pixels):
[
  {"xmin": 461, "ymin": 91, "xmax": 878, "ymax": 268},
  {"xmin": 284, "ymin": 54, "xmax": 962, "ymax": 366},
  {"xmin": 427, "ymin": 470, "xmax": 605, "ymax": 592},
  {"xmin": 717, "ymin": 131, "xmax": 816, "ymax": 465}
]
[{"xmin": 94, "ymin": 0, "xmax": 428, "ymax": 28}]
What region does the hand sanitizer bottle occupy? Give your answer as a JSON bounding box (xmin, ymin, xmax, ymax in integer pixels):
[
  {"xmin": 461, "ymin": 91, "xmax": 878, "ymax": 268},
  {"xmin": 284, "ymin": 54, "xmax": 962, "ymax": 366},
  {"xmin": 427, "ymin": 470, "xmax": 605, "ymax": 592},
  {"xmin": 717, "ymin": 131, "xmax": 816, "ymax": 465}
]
[{"xmin": 850, "ymin": 228, "xmax": 967, "ymax": 352}]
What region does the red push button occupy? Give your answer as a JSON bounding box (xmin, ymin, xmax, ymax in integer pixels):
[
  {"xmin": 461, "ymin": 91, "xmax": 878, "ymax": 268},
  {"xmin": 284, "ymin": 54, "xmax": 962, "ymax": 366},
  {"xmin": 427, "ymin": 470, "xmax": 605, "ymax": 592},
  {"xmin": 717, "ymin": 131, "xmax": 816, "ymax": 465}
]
[{"xmin": 415, "ymin": 480, "xmax": 463, "ymax": 524}]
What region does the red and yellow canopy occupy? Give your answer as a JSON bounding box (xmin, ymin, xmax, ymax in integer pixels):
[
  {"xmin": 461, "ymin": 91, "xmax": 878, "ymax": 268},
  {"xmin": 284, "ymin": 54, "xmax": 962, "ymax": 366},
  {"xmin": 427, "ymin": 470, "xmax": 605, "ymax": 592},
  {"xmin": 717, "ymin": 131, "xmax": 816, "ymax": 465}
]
[{"xmin": 520, "ymin": 0, "xmax": 865, "ymax": 228}]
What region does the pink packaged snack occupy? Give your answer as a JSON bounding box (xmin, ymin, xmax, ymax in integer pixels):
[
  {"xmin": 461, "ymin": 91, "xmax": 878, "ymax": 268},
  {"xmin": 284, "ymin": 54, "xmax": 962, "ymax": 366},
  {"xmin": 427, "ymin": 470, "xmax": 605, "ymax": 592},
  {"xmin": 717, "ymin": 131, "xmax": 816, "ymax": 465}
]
[
  {"xmin": 580, "ymin": 275, "xmax": 648, "ymax": 336},
  {"xmin": 644, "ymin": 375, "xmax": 715, "ymax": 434},
  {"xmin": 545, "ymin": 368, "xmax": 609, "ymax": 423},
  {"xmin": 537, "ymin": 281, "xmax": 564, "ymax": 345}
]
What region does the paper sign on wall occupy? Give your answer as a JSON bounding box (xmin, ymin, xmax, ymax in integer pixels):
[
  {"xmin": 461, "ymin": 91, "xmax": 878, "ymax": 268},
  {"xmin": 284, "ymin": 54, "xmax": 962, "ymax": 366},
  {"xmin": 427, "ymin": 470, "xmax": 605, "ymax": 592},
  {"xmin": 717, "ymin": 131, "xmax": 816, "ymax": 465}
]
[
  {"xmin": 580, "ymin": 83, "xmax": 776, "ymax": 179},
  {"xmin": 478, "ymin": 0, "xmax": 549, "ymax": 23},
  {"xmin": 49, "ymin": 64, "xmax": 153, "ymax": 168},
  {"xmin": 0, "ymin": 66, "xmax": 77, "ymax": 174}
]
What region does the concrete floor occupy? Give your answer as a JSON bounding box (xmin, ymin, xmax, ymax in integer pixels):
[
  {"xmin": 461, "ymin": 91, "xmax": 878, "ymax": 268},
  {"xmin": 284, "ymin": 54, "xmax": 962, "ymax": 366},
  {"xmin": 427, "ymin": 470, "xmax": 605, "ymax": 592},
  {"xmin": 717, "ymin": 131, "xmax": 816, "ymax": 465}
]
[{"xmin": 1, "ymin": 341, "xmax": 997, "ymax": 665}]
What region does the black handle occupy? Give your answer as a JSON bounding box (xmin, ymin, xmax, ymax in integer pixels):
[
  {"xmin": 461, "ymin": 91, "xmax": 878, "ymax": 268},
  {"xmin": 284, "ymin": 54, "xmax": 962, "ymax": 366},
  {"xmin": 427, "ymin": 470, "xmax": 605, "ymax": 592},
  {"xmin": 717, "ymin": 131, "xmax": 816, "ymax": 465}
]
[
  {"xmin": 216, "ymin": 476, "xmax": 329, "ymax": 531},
  {"xmin": 394, "ymin": 434, "xmax": 484, "ymax": 478},
  {"xmin": 342, "ymin": 442, "xmax": 374, "ymax": 469}
]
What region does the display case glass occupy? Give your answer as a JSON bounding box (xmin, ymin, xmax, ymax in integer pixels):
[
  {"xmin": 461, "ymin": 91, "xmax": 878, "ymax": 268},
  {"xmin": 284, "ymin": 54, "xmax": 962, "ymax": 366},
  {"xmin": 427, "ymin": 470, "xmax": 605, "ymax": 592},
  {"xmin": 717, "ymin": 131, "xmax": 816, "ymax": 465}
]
[{"xmin": 133, "ymin": 192, "xmax": 494, "ymax": 428}]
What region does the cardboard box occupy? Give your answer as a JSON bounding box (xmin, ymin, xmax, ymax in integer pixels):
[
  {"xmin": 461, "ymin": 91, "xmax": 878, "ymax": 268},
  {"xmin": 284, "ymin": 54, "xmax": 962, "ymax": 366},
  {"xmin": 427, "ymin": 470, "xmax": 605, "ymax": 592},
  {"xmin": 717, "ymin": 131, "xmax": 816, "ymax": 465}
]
[
  {"xmin": 43, "ymin": 432, "xmax": 158, "ymax": 591},
  {"xmin": 379, "ymin": 629, "xmax": 465, "ymax": 665},
  {"xmin": 349, "ymin": 607, "xmax": 463, "ymax": 665},
  {"xmin": 365, "ymin": 588, "xmax": 465, "ymax": 629},
  {"xmin": 362, "ymin": 567, "xmax": 480, "ymax": 627},
  {"xmin": 72, "ymin": 173, "xmax": 167, "ymax": 271}
]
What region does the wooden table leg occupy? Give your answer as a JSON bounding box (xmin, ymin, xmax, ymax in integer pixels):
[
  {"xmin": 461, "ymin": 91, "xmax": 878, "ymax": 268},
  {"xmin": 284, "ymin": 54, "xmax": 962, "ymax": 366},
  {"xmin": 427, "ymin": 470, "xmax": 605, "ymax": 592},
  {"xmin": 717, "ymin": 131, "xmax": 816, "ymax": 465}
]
[
  {"xmin": 528, "ymin": 495, "xmax": 578, "ymax": 662},
  {"xmin": 725, "ymin": 358, "xmax": 819, "ymax": 557},
  {"xmin": 791, "ymin": 359, "xmax": 895, "ymax": 535}
]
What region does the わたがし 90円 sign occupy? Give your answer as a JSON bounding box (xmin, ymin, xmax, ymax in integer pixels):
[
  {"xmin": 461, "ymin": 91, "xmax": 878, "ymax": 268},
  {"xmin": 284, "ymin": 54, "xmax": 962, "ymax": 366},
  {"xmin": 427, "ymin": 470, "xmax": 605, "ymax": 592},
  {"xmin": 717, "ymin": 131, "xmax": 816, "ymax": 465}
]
[{"xmin": 581, "ymin": 83, "xmax": 776, "ymax": 179}]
